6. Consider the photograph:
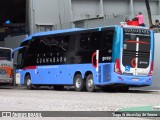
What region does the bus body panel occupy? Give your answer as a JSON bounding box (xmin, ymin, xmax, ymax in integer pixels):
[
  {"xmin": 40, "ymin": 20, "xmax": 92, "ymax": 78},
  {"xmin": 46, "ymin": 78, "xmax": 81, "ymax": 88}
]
[
  {"xmin": 111, "ymin": 71, "xmax": 152, "ymax": 86},
  {"xmin": 16, "ymin": 62, "xmax": 151, "ymax": 86},
  {"xmin": 16, "ymin": 64, "xmax": 97, "ymax": 85}
]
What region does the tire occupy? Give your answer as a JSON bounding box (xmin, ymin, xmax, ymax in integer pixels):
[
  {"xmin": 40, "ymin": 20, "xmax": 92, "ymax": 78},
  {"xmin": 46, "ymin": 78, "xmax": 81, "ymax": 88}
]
[
  {"xmin": 74, "ymin": 74, "xmax": 85, "ymax": 92},
  {"xmin": 25, "ymin": 75, "xmax": 33, "ymax": 90},
  {"xmin": 54, "ymin": 85, "xmax": 64, "ymax": 91},
  {"xmin": 86, "ymin": 74, "xmax": 95, "ymax": 92}
]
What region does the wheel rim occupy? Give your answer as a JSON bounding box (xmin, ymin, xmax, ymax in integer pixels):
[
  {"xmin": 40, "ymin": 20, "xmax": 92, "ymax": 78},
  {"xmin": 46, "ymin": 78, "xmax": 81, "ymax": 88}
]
[
  {"xmin": 75, "ymin": 78, "xmax": 81, "ymax": 88},
  {"xmin": 87, "ymin": 78, "xmax": 93, "ymax": 88},
  {"xmin": 27, "ymin": 79, "xmax": 31, "ymax": 86}
]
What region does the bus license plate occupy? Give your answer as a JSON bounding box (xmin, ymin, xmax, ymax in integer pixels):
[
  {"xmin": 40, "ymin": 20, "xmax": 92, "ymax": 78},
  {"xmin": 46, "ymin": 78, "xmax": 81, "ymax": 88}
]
[{"xmin": 132, "ymin": 78, "xmax": 139, "ymax": 81}]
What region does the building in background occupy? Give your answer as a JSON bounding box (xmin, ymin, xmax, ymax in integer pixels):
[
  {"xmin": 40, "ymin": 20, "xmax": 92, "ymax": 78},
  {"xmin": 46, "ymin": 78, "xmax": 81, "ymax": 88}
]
[
  {"xmin": 0, "ymin": 0, "xmax": 26, "ymax": 46},
  {"xmin": 0, "ymin": 0, "xmax": 160, "ymax": 37},
  {"xmin": 27, "ymin": 0, "xmax": 160, "ymax": 34},
  {"xmin": 0, "ymin": 0, "xmax": 160, "ymax": 90}
]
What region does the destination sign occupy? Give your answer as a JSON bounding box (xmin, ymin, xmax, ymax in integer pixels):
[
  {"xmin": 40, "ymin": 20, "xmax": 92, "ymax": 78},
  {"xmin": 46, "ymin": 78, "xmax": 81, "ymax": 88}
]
[{"xmin": 124, "ymin": 28, "xmax": 150, "ymax": 34}]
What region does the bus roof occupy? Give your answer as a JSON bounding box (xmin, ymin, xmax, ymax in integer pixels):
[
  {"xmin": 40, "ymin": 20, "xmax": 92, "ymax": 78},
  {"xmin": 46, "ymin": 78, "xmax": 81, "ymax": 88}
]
[
  {"xmin": 22, "ymin": 28, "xmax": 85, "ymax": 42},
  {"xmin": 21, "ymin": 25, "xmax": 150, "ymax": 43},
  {"xmin": 21, "ymin": 26, "xmax": 120, "ymax": 43}
]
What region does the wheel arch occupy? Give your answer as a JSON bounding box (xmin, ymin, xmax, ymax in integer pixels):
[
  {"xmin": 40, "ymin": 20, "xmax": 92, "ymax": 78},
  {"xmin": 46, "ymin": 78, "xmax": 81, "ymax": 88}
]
[
  {"xmin": 73, "ymin": 71, "xmax": 82, "ymax": 83},
  {"xmin": 84, "ymin": 71, "xmax": 93, "ymax": 80},
  {"xmin": 73, "ymin": 71, "xmax": 93, "ymax": 81},
  {"xmin": 24, "ymin": 72, "xmax": 31, "ymax": 85}
]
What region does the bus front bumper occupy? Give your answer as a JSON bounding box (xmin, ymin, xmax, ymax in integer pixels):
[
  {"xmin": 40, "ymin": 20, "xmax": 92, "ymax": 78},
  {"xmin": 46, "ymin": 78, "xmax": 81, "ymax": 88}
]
[
  {"xmin": 0, "ymin": 79, "xmax": 13, "ymax": 84},
  {"xmin": 110, "ymin": 73, "xmax": 152, "ymax": 86}
]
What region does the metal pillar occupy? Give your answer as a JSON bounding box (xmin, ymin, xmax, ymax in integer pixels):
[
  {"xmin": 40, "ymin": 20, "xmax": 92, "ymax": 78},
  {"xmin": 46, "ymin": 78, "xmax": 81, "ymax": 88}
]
[
  {"xmin": 28, "ymin": 0, "xmax": 36, "ymax": 34},
  {"xmin": 158, "ymin": 0, "xmax": 160, "ymax": 15},
  {"xmin": 99, "ymin": 0, "xmax": 104, "ymax": 17},
  {"xmin": 130, "ymin": 0, "xmax": 134, "ymax": 19}
]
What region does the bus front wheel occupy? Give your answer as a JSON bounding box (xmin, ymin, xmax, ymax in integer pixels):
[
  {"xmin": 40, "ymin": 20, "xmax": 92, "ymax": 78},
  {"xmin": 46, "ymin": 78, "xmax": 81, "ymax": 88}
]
[
  {"xmin": 25, "ymin": 75, "xmax": 33, "ymax": 90},
  {"xmin": 74, "ymin": 74, "xmax": 85, "ymax": 92},
  {"xmin": 86, "ymin": 74, "xmax": 95, "ymax": 92}
]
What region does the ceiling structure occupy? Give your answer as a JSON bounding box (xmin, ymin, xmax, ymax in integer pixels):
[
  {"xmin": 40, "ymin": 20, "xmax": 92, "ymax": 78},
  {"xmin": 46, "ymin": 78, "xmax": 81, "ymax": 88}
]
[{"xmin": 0, "ymin": 0, "xmax": 26, "ymax": 24}]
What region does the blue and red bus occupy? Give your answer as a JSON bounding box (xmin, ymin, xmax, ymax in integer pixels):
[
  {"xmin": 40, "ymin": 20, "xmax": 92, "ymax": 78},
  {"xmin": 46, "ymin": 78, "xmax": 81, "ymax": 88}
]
[
  {"xmin": 0, "ymin": 47, "xmax": 13, "ymax": 85},
  {"xmin": 13, "ymin": 25, "xmax": 154, "ymax": 92}
]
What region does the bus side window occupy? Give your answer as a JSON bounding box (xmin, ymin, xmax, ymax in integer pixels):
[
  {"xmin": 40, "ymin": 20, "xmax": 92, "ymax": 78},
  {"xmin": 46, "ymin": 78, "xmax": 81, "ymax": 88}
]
[
  {"xmin": 90, "ymin": 32, "xmax": 101, "ymax": 50},
  {"xmin": 60, "ymin": 35, "xmax": 70, "ymax": 51},
  {"xmin": 101, "ymin": 29, "xmax": 114, "ymax": 50},
  {"xmin": 80, "ymin": 33, "xmax": 90, "ymax": 50},
  {"xmin": 17, "ymin": 53, "xmax": 22, "ymax": 65},
  {"xmin": 33, "ymin": 38, "xmax": 49, "ymax": 54},
  {"xmin": 67, "ymin": 33, "xmax": 76, "ymax": 51},
  {"xmin": 50, "ymin": 36, "xmax": 65, "ymax": 52},
  {"xmin": 26, "ymin": 39, "xmax": 41, "ymax": 66}
]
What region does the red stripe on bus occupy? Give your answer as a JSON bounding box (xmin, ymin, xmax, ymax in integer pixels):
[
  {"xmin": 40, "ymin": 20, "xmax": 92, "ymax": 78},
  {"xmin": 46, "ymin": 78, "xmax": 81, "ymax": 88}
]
[
  {"xmin": 23, "ymin": 66, "xmax": 36, "ymax": 70},
  {"xmin": 92, "ymin": 52, "xmax": 97, "ymax": 68},
  {"xmin": 131, "ymin": 58, "xmax": 136, "ymax": 68},
  {"xmin": 125, "ymin": 40, "xmax": 149, "ymax": 44}
]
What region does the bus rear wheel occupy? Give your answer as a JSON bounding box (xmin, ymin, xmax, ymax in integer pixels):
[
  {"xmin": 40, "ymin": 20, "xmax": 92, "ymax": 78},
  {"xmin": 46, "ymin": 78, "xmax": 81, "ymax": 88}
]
[
  {"xmin": 86, "ymin": 74, "xmax": 95, "ymax": 92},
  {"xmin": 74, "ymin": 74, "xmax": 85, "ymax": 92},
  {"xmin": 25, "ymin": 75, "xmax": 33, "ymax": 90}
]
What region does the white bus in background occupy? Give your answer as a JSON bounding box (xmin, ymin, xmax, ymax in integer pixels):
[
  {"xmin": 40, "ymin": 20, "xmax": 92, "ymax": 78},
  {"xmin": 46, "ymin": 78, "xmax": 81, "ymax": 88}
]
[{"xmin": 0, "ymin": 47, "xmax": 13, "ymax": 85}]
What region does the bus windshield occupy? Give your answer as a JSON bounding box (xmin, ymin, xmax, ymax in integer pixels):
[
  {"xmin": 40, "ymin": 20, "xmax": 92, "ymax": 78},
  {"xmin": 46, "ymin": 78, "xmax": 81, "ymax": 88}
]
[
  {"xmin": 123, "ymin": 28, "xmax": 150, "ymax": 52},
  {"xmin": 123, "ymin": 28, "xmax": 150, "ymax": 69},
  {"xmin": 0, "ymin": 49, "xmax": 11, "ymax": 61}
]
